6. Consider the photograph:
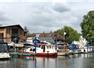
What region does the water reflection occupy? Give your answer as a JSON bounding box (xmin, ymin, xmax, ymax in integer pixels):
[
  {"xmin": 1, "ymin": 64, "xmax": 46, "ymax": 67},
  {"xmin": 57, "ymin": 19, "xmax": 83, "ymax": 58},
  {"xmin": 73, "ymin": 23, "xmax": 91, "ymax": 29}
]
[
  {"xmin": 32, "ymin": 57, "xmax": 58, "ymax": 68},
  {"xmin": 0, "ymin": 53, "xmax": 94, "ymax": 68}
]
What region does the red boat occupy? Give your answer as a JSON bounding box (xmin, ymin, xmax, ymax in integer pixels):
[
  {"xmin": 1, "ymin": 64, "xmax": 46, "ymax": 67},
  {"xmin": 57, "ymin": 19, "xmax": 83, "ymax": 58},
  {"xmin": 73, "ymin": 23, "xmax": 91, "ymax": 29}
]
[{"xmin": 21, "ymin": 42, "xmax": 57, "ymax": 57}]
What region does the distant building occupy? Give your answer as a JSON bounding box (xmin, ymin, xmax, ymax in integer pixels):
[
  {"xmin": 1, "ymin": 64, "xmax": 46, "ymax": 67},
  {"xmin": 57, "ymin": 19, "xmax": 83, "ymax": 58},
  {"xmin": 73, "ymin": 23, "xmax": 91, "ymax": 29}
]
[
  {"xmin": 31, "ymin": 33, "xmax": 51, "ymax": 37},
  {"xmin": 31, "ymin": 33, "xmax": 54, "ymax": 44},
  {"xmin": 0, "ymin": 24, "xmax": 26, "ymax": 43}
]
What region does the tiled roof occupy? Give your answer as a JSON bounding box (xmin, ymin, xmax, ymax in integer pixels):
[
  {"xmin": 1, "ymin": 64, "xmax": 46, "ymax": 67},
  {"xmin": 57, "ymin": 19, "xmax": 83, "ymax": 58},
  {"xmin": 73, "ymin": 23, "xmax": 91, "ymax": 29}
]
[{"xmin": 31, "ymin": 33, "xmax": 51, "ymax": 37}]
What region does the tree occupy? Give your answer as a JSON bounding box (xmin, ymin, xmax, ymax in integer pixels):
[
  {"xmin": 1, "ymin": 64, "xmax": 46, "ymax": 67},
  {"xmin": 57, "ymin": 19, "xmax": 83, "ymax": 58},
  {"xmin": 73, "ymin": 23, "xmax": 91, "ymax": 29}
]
[
  {"xmin": 80, "ymin": 11, "xmax": 94, "ymax": 46},
  {"xmin": 54, "ymin": 26, "xmax": 80, "ymax": 44}
]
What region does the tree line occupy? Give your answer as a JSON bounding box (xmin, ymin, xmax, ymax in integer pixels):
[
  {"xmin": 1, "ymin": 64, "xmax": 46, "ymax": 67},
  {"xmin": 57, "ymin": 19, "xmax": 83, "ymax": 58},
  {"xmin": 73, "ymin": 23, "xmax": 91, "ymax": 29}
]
[{"xmin": 54, "ymin": 11, "xmax": 94, "ymax": 45}]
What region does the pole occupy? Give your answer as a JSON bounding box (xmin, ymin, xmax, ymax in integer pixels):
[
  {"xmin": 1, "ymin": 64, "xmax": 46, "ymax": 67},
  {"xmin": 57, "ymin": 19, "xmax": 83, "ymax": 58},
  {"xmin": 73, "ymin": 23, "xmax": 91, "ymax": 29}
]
[
  {"xmin": 35, "ymin": 44, "xmax": 36, "ymax": 54},
  {"xmin": 64, "ymin": 32, "xmax": 67, "ymax": 54}
]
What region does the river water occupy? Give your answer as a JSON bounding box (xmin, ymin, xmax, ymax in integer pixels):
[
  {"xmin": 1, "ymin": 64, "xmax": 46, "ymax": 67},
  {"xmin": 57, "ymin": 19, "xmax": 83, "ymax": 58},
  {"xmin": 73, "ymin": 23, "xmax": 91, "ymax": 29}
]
[{"xmin": 0, "ymin": 53, "xmax": 94, "ymax": 68}]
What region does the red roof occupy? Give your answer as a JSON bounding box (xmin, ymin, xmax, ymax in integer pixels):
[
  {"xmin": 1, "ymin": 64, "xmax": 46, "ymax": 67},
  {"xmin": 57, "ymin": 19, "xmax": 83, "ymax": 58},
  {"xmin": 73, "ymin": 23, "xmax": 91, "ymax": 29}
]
[
  {"xmin": 31, "ymin": 33, "xmax": 51, "ymax": 37},
  {"xmin": 31, "ymin": 33, "xmax": 36, "ymax": 37}
]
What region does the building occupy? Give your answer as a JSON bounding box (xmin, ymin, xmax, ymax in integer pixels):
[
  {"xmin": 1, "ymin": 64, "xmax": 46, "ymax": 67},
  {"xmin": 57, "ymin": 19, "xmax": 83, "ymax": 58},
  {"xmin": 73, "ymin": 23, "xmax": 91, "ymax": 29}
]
[
  {"xmin": 31, "ymin": 33, "xmax": 54, "ymax": 44},
  {"xmin": 0, "ymin": 24, "xmax": 26, "ymax": 43}
]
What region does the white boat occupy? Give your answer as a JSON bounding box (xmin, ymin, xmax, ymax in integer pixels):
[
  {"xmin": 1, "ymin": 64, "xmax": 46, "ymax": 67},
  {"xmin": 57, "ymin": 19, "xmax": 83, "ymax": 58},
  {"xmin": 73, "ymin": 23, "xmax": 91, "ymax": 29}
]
[
  {"xmin": 0, "ymin": 53, "xmax": 10, "ymax": 59},
  {"xmin": 19, "ymin": 42, "xmax": 57, "ymax": 57},
  {"xmin": 78, "ymin": 46, "xmax": 92, "ymax": 53},
  {"xmin": 0, "ymin": 42, "xmax": 10, "ymax": 59}
]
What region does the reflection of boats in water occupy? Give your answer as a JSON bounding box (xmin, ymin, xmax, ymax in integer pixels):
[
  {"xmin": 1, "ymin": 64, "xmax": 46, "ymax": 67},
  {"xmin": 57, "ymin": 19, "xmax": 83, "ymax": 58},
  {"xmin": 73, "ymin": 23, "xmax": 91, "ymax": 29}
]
[
  {"xmin": 0, "ymin": 40, "xmax": 10, "ymax": 59},
  {"xmin": 19, "ymin": 41, "xmax": 57, "ymax": 57}
]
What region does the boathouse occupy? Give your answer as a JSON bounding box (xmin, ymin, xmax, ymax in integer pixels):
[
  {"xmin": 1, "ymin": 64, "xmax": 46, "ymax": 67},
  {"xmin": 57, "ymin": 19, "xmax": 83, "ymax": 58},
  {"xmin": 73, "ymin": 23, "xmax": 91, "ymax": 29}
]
[{"xmin": 0, "ymin": 24, "xmax": 26, "ymax": 43}]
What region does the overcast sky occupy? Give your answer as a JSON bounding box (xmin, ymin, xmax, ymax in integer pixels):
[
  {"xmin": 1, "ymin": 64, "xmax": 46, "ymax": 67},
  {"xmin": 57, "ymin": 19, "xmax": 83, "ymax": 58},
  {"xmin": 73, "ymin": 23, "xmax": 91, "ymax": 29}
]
[{"xmin": 0, "ymin": 0, "xmax": 94, "ymax": 33}]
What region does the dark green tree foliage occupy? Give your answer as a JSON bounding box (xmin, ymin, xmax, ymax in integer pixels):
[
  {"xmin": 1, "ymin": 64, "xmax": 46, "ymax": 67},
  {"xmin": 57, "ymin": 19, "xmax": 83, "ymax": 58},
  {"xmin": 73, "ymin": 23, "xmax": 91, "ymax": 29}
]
[
  {"xmin": 81, "ymin": 11, "xmax": 94, "ymax": 46},
  {"xmin": 54, "ymin": 26, "xmax": 80, "ymax": 44}
]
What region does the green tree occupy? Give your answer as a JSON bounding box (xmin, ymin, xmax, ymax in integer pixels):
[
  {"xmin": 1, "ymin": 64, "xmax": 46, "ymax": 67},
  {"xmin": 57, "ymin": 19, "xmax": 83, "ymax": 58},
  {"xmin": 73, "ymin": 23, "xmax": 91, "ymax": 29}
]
[
  {"xmin": 54, "ymin": 26, "xmax": 80, "ymax": 44},
  {"xmin": 81, "ymin": 11, "xmax": 94, "ymax": 46}
]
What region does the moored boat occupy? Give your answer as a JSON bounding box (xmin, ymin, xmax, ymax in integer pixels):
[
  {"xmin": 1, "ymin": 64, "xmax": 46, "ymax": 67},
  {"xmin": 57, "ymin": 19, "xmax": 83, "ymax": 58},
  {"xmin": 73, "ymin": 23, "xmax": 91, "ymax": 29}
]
[
  {"xmin": 0, "ymin": 53, "xmax": 10, "ymax": 59},
  {"xmin": 0, "ymin": 40, "xmax": 10, "ymax": 60},
  {"xmin": 35, "ymin": 44, "xmax": 57, "ymax": 57},
  {"xmin": 19, "ymin": 41, "xmax": 57, "ymax": 57}
]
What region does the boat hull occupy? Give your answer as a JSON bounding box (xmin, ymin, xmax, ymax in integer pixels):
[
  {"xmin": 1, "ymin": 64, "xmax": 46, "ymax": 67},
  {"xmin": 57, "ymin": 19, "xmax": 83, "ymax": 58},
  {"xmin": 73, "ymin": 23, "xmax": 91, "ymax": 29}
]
[
  {"xmin": 18, "ymin": 52, "xmax": 57, "ymax": 57},
  {"xmin": 35, "ymin": 53, "xmax": 57, "ymax": 57}
]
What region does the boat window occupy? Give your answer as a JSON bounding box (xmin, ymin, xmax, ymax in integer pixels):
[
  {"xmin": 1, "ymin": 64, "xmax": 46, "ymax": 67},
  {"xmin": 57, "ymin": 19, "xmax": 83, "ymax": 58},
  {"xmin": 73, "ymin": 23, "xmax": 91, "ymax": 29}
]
[
  {"xmin": 47, "ymin": 46, "xmax": 52, "ymax": 49},
  {"xmin": 49, "ymin": 46, "xmax": 51, "ymax": 48},
  {"xmin": 33, "ymin": 48, "xmax": 35, "ymax": 51},
  {"xmin": 30, "ymin": 48, "xmax": 32, "ymax": 51},
  {"xmin": 41, "ymin": 46, "xmax": 44, "ymax": 49}
]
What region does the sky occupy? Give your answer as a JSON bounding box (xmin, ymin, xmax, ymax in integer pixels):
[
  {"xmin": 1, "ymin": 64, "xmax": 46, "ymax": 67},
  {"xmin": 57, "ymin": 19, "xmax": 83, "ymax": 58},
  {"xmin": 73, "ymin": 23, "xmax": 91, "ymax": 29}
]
[{"xmin": 0, "ymin": 0, "xmax": 94, "ymax": 33}]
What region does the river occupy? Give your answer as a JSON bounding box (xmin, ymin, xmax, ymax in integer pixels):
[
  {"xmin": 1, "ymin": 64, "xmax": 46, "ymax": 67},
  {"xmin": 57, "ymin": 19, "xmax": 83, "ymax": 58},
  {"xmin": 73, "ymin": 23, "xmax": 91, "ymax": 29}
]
[{"xmin": 0, "ymin": 53, "xmax": 94, "ymax": 68}]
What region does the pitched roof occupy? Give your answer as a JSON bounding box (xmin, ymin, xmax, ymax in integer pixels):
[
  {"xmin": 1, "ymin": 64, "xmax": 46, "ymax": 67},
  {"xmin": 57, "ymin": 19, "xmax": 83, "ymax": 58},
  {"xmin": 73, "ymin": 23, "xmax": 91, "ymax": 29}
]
[{"xmin": 0, "ymin": 24, "xmax": 24, "ymax": 31}]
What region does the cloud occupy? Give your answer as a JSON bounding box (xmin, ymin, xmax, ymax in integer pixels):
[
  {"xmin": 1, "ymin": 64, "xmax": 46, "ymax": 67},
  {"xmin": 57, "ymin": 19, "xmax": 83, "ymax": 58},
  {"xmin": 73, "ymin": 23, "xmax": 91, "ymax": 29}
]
[
  {"xmin": 67, "ymin": 0, "xmax": 94, "ymax": 3},
  {"xmin": 0, "ymin": 1, "xmax": 94, "ymax": 33},
  {"xmin": 0, "ymin": 11, "xmax": 10, "ymax": 21},
  {"xmin": 53, "ymin": 3, "xmax": 70, "ymax": 13},
  {"xmin": 22, "ymin": 3, "xmax": 70, "ymax": 28},
  {"xmin": 0, "ymin": 0, "xmax": 67, "ymax": 2}
]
